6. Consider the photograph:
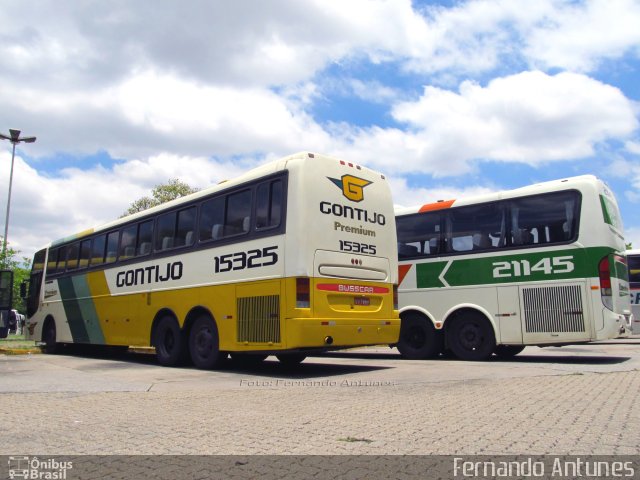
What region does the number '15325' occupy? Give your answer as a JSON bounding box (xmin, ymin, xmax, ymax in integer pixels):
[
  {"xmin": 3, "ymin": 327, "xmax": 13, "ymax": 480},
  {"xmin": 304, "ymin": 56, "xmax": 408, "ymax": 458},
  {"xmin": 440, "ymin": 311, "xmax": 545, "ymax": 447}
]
[{"xmin": 214, "ymin": 246, "xmax": 278, "ymax": 273}]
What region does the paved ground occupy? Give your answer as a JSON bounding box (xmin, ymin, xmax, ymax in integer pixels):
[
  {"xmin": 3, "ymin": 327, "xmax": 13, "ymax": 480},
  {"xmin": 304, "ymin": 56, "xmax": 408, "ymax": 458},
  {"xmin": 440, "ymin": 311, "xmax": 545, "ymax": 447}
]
[{"xmin": 1, "ymin": 339, "xmax": 640, "ymax": 456}]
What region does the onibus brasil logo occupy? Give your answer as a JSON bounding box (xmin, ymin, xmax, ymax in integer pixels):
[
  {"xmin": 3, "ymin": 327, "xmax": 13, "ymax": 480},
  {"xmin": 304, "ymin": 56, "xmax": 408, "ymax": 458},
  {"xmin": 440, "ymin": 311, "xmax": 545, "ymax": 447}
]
[
  {"xmin": 8, "ymin": 456, "xmax": 73, "ymax": 479},
  {"xmin": 328, "ymin": 175, "xmax": 372, "ymax": 203}
]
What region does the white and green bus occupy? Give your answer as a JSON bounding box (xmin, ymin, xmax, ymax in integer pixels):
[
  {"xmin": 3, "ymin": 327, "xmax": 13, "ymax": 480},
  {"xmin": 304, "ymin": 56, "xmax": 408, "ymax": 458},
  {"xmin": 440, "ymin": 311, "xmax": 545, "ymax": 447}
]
[
  {"xmin": 627, "ymin": 248, "xmax": 640, "ymax": 334},
  {"xmin": 395, "ymin": 175, "xmax": 633, "ymax": 360},
  {"xmin": 23, "ymin": 152, "xmax": 400, "ymax": 368}
]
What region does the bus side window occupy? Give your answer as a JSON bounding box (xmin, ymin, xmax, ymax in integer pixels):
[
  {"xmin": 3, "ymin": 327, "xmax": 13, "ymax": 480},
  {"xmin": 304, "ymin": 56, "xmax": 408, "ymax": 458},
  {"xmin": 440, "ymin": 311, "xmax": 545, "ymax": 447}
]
[
  {"xmin": 33, "ymin": 249, "xmax": 46, "ymax": 272},
  {"xmin": 176, "ymin": 207, "xmax": 197, "ymax": 247},
  {"xmin": 225, "ymin": 190, "xmax": 252, "ymax": 237},
  {"xmin": 199, "ymin": 196, "xmax": 224, "ymax": 243},
  {"xmin": 446, "ymin": 203, "xmax": 503, "ymax": 253},
  {"xmin": 629, "ymin": 256, "xmax": 640, "ymax": 286},
  {"xmin": 79, "ymin": 239, "xmax": 91, "ymax": 269},
  {"xmin": 119, "ymin": 224, "xmax": 137, "ymax": 261},
  {"xmin": 156, "ymin": 211, "xmax": 177, "ymax": 251},
  {"xmin": 90, "ymin": 235, "xmax": 106, "ymax": 266},
  {"xmin": 137, "ymin": 220, "xmax": 153, "ymax": 256},
  {"xmin": 56, "ymin": 246, "xmax": 68, "ymax": 272},
  {"xmin": 396, "ymin": 212, "xmax": 441, "ymax": 258},
  {"xmin": 105, "ymin": 231, "xmax": 119, "ymax": 264},
  {"xmin": 66, "ymin": 242, "xmax": 80, "ymax": 271},
  {"xmin": 47, "ymin": 248, "xmax": 60, "ymax": 275},
  {"xmin": 398, "ymin": 243, "xmax": 419, "ymax": 258},
  {"xmin": 256, "ymin": 180, "xmax": 283, "ymax": 230},
  {"xmin": 510, "ymin": 191, "xmax": 579, "ymax": 247}
]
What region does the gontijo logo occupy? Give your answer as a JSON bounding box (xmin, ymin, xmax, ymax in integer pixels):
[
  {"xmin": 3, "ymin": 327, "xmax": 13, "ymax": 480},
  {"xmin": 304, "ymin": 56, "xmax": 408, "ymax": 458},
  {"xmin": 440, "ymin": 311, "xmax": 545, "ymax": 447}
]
[{"xmin": 328, "ymin": 175, "xmax": 372, "ymax": 203}]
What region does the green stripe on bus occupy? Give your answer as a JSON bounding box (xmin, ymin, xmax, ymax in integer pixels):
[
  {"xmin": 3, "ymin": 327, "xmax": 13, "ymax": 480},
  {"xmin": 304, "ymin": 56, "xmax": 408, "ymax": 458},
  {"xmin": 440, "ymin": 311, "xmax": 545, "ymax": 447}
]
[
  {"xmin": 415, "ymin": 246, "xmax": 615, "ymax": 288},
  {"xmin": 58, "ymin": 276, "xmax": 105, "ymax": 344},
  {"xmin": 71, "ymin": 275, "xmax": 106, "ymax": 344}
]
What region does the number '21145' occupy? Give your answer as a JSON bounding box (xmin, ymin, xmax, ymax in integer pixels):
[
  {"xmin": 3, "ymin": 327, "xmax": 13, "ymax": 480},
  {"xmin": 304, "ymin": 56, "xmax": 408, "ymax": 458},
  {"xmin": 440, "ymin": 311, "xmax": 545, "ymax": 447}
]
[{"xmin": 492, "ymin": 256, "xmax": 574, "ymax": 278}]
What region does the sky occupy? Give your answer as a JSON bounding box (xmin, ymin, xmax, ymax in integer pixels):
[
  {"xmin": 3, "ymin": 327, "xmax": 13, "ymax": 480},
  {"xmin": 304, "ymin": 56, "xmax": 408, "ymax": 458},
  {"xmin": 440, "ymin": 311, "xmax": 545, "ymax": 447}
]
[{"xmin": 1, "ymin": 0, "xmax": 639, "ymax": 261}]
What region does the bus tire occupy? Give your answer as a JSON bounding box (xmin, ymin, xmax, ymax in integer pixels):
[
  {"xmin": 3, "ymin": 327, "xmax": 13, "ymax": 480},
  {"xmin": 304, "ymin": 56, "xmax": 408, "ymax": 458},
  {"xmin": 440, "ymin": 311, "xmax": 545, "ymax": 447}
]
[
  {"xmin": 494, "ymin": 345, "xmax": 525, "ymax": 358},
  {"xmin": 276, "ymin": 353, "xmax": 306, "ymax": 366},
  {"xmin": 447, "ymin": 312, "xmax": 496, "ymax": 361},
  {"xmin": 230, "ymin": 353, "xmax": 268, "ymax": 366},
  {"xmin": 154, "ymin": 315, "xmax": 188, "ymax": 367},
  {"xmin": 397, "ymin": 313, "xmax": 443, "ymax": 359},
  {"xmin": 189, "ymin": 315, "xmax": 222, "ymax": 370},
  {"xmin": 42, "ymin": 318, "xmax": 59, "ymax": 354}
]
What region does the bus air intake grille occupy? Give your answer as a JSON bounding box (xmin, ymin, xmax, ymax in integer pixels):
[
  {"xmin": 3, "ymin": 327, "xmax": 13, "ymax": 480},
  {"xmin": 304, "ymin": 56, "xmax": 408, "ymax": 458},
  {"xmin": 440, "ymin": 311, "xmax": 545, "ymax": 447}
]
[
  {"xmin": 237, "ymin": 295, "xmax": 281, "ymax": 343},
  {"xmin": 522, "ymin": 285, "xmax": 586, "ymax": 333}
]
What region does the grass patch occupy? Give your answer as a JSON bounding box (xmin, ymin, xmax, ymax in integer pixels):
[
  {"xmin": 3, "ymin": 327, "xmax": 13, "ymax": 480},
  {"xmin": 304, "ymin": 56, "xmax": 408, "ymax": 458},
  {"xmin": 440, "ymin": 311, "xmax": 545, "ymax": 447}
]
[
  {"xmin": 0, "ymin": 332, "xmax": 38, "ymax": 350},
  {"xmin": 338, "ymin": 437, "xmax": 374, "ymax": 443}
]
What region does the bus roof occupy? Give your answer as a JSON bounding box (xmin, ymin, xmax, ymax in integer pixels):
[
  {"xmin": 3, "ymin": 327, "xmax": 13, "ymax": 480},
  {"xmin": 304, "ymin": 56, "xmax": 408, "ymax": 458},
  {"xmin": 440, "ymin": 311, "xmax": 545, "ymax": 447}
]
[
  {"xmin": 395, "ymin": 174, "xmax": 603, "ymax": 216},
  {"xmin": 46, "ymin": 152, "xmax": 382, "ymax": 249}
]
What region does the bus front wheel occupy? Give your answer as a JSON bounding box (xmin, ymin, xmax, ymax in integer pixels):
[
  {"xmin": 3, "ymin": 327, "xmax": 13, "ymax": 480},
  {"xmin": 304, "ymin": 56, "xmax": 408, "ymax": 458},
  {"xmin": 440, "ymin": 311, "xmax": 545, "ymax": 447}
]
[
  {"xmin": 447, "ymin": 313, "xmax": 496, "ymax": 361},
  {"xmin": 189, "ymin": 315, "xmax": 223, "ymax": 370},
  {"xmin": 154, "ymin": 315, "xmax": 187, "ymax": 367},
  {"xmin": 42, "ymin": 318, "xmax": 59, "ymax": 354},
  {"xmin": 397, "ymin": 313, "xmax": 443, "ymax": 359}
]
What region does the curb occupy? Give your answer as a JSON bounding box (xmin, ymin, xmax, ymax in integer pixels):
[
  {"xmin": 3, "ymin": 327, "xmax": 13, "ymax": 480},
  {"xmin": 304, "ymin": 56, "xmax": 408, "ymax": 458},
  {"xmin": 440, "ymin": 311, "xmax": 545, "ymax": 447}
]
[
  {"xmin": 0, "ymin": 346, "xmax": 155, "ymax": 355},
  {"xmin": 0, "ymin": 347, "xmax": 42, "ymax": 355}
]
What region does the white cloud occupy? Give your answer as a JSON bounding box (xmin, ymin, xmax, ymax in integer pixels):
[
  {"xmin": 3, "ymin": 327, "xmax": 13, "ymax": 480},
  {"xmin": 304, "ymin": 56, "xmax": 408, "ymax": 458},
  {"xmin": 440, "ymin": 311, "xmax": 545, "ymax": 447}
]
[
  {"xmin": 525, "ymin": 0, "xmax": 640, "ymax": 72},
  {"xmin": 404, "ymin": 0, "xmax": 640, "ymax": 76},
  {"xmin": 1, "ymin": 1, "xmax": 640, "ymax": 260},
  {"xmin": 388, "ymin": 176, "xmax": 496, "ymax": 208},
  {"xmin": 0, "ymin": 150, "xmax": 260, "ymax": 257},
  {"xmin": 626, "ymin": 141, "xmax": 640, "ymax": 155},
  {"xmin": 621, "ymin": 157, "xmax": 640, "ymax": 204},
  {"xmin": 0, "ymin": 70, "xmax": 333, "ymax": 160},
  {"xmin": 338, "ymin": 71, "xmax": 638, "ymax": 175}
]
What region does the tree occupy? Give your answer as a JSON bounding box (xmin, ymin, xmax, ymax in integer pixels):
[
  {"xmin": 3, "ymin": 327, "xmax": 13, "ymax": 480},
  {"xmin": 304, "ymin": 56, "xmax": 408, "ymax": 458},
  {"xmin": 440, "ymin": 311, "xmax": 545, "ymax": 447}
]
[
  {"xmin": 122, "ymin": 179, "xmax": 199, "ymax": 217},
  {"xmin": 626, "ymin": 242, "xmax": 633, "ymax": 250},
  {"xmin": 0, "ymin": 237, "xmax": 31, "ymax": 314}
]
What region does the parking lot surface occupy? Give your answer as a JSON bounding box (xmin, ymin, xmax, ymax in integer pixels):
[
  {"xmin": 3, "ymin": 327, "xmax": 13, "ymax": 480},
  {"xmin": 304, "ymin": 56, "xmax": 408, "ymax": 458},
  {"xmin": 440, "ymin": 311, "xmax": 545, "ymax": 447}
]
[{"xmin": 1, "ymin": 339, "xmax": 639, "ymax": 455}]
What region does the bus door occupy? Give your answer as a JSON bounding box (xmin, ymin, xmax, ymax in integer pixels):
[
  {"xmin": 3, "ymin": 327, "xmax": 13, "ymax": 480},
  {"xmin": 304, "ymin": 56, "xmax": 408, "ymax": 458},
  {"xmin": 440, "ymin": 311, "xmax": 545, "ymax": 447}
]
[
  {"xmin": 628, "ymin": 253, "xmax": 640, "ymax": 334},
  {"xmin": 496, "ymin": 286, "xmax": 522, "ymax": 344},
  {"xmin": 607, "ymin": 253, "xmax": 633, "ymax": 334},
  {"xmin": 0, "ymin": 270, "xmax": 14, "ymax": 338},
  {"xmin": 25, "ymin": 249, "xmax": 46, "ymax": 320}
]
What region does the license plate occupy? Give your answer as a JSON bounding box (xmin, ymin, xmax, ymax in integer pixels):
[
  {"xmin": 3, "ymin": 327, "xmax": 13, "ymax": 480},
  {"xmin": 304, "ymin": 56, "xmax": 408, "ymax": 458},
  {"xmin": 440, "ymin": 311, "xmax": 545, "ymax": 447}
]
[{"xmin": 354, "ymin": 297, "xmax": 370, "ymax": 306}]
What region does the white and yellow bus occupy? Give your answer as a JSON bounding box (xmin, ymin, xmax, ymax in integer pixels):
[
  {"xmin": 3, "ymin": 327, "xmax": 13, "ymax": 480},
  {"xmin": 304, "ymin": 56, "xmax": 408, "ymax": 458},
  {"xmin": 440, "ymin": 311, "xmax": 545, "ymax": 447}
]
[
  {"xmin": 24, "ymin": 152, "xmax": 399, "ymax": 368},
  {"xmin": 395, "ymin": 175, "xmax": 633, "ymax": 360},
  {"xmin": 627, "ymin": 248, "xmax": 640, "ymax": 334}
]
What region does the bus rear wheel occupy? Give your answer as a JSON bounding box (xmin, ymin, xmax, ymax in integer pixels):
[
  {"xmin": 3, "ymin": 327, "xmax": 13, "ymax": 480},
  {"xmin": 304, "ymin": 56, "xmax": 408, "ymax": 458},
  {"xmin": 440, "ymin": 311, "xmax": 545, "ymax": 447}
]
[
  {"xmin": 397, "ymin": 313, "xmax": 443, "ymax": 359},
  {"xmin": 189, "ymin": 315, "xmax": 223, "ymax": 370},
  {"xmin": 447, "ymin": 313, "xmax": 495, "ymax": 361},
  {"xmin": 494, "ymin": 345, "xmax": 525, "ymax": 358},
  {"xmin": 154, "ymin": 315, "xmax": 187, "ymax": 367}
]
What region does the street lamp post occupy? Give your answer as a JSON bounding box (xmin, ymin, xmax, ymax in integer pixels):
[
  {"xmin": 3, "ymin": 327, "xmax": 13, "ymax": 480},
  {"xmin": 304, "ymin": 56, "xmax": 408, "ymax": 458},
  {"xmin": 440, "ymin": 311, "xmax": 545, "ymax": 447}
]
[{"xmin": 0, "ymin": 129, "xmax": 36, "ymax": 265}]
